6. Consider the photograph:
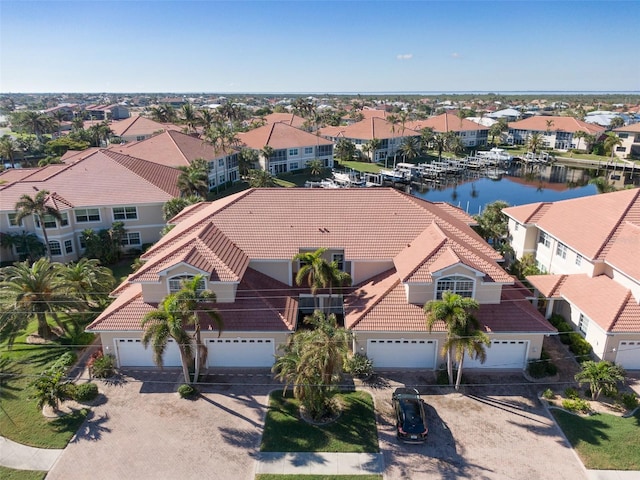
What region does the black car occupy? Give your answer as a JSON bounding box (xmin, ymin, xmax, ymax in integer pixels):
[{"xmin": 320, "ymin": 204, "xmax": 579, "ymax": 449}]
[{"xmin": 392, "ymin": 387, "xmax": 428, "ymax": 443}]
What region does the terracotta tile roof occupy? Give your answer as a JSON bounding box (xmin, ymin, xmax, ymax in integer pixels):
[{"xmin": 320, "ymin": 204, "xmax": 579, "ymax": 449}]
[
  {"xmin": 109, "ymin": 116, "xmax": 180, "ymax": 137},
  {"xmin": 319, "ymin": 117, "xmax": 420, "ymax": 141},
  {"xmin": 0, "ymin": 150, "xmax": 180, "ymax": 211},
  {"xmin": 111, "ymin": 130, "xmax": 231, "ymax": 168},
  {"xmin": 528, "ymin": 274, "xmax": 640, "ymax": 332},
  {"xmin": 167, "ymin": 200, "xmax": 210, "ymax": 224},
  {"xmin": 60, "ymin": 148, "xmax": 101, "ymax": 163},
  {"xmin": 237, "ymin": 122, "xmax": 333, "ymax": 150},
  {"xmin": 405, "ymin": 113, "xmax": 489, "ymax": 133},
  {"xmin": 605, "ymin": 222, "xmax": 640, "ymax": 280},
  {"xmin": 614, "ymin": 123, "xmax": 640, "ymax": 133},
  {"xmin": 508, "ymin": 116, "xmax": 605, "ymax": 135},
  {"xmin": 86, "ymin": 283, "xmax": 155, "ymax": 332},
  {"xmin": 504, "ymin": 189, "xmax": 640, "ymax": 260},
  {"xmin": 0, "ymin": 168, "xmax": 43, "ymax": 185},
  {"xmin": 526, "ymin": 274, "xmax": 568, "ymax": 297},
  {"xmin": 262, "ymin": 112, "xmax": 306, "ymax": 128}
]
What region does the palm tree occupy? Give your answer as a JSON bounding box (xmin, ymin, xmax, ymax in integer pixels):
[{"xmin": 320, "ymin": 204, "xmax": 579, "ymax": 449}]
[
  {"xmin": 0, "ymin": 259, "xmax": 81, "ymax": 342},
  {"xmin": 149, "ymin": 104, "xmax": 177, "ymax": 123},
  {"xmin": 446, "ymin": 316, "xmax": 490, "ymax": 390},
  {"xmin": 261, "ymin": 145, "xmax": 274, "ymax": 173},
  {"xmin": 170, "ymin": 274, "xmax": 222, "ymax": 383},
  {"xmin": 604, "ymin": 132, "xmax": 622, "ymax": 161},
  {"xmin": 238, "ymin": 148, "xmax": 259, "ymax": 177},
  {"xmin": 488, "ymin": 123, "xmax": 503, "ymax": 147},
  {"xmin": 293, "ymin": 247, "xmax": 332, "ymax": 311},
  {"xmin": 386, "ymin": 114, "xmax": 399, "ymax": 168},
  {"xmin": 15, "ymin": 111, "xmax": 50, "ymax": 139},
  {"xmin": 306, "ymin": 158, "xmax": 325, "ymax": 179},
  {"xmin": 180, "ymin": 103, "xmax": 200, "ymax": 134},
  {"xmin": 334, "ymin": 138, "xmax": 356, "ymax": 164},
  {"xmin": 432, "ymin": 133, "xmax": 448, "ymax": 161},
  {"xmin": 420, "ymin": 127, "xmax": 435, "ymax": 155},
  {"xmin": 325, "ymin": 259, "xmax": 352, "ymax": 317},
  {"xmin": 399, "ymin": 136, "xmax": 420, "ymax": 162},
  {"xmin": 363, "ymin": 138, "xmax": 381, "ymax": 163},
  {"xmin": 575, "ymin": 360, "xmax": 625, "ymax": 400},
  {"xmin": 0, "ymin": 231, "xmax": 45, "ymax": 262},
  {"xmin": 199, "ymin": 108, "xmax": 216, "ymax": 132},
  {"xmin": 272, "ymin": 311, "xmax": 351, "ymax": 420},
  {"xmin": 473, "ymin": 200, "xmax": 510, "ymax": 250},
  {"xmin": 177, "ymin": 159, "xmax": 209, "ymax": 198},
  {"xmin": 609, "ymin": 116, "xmax": 624, "ymax": 130},
  {"xmin": 247, "ymin": 169, "xmax": 276, "ymax": 187},
  {"xmin": 141, "ymin": 294, "xmax": 194, "ymax": 384},
  {"xmin": 0, "ymin": 135, "xmax": 19, "ymax": 168},
  {"xmin": 424, "ymin": 291, "xmax": 480, "ymax": 385},
  {"xmin": 61, "ymin": 258, "xmax": 116, "ymax": 309},
  {"xmin": 573, "ymin": 130, "xmax": 586, "ymax": 151},
  {"xmin": 14, "ymin": 190, "xmax": 62, "ymax": 259},
  {"xmin": 526, "ymin": 132, "xmax": 544, "ymax": 154},
  {"xmin": 162, "ymin": 195, "xmax": 203, "ymax": 221}
]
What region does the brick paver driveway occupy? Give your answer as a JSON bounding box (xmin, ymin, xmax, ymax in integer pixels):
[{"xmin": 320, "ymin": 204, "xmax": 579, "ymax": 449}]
[{"xmin": 47, "ymin": 369, "xmax": 275, "ymax": 480}]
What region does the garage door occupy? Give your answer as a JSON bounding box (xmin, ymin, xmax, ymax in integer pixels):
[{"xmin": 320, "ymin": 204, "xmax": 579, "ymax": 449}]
[
  {"xmin": 116, "ymin": 338, "xmax": 182, "ymax": 367},
  {"xmin": 615, "ymin": 341, "xmax": 640, "ymax": 370},
  {"xmin": 208, "ymin": 338, "xmax": 275, "ymax": 367},
  {"xmin": 464, "ymin": 340, "xmax": 528, "ymax": 369},
  {"xmin": 366, "ymin": 339, "xmax": 437, "ymax": 369}
]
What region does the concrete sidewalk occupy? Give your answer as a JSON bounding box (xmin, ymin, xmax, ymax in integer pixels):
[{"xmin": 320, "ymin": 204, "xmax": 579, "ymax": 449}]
[
  {"xmin": 0, "ymin": 436, "xmax": 63, "ymax": 471},
  {"xmin": 255, "ymin": 452, "xmax": 384, "ymax": 476},
  {"xmin": 587, "ymin": 471, "xmax": 640, "ymax": 480}
]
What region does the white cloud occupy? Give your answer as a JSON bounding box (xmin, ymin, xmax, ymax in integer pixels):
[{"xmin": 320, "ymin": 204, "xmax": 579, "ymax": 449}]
[
  {"xmin": 451, "ymin": 52, "xmax": 461, "ymax": 58},
  {"xmin": 396, "ymin": 54, "xmax": 413, "ymax": 61}
]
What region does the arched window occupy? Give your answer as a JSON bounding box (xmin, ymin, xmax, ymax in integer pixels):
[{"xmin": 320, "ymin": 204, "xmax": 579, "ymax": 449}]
[
  {"xmin": 168, "ymin": 274, "xmax": 206, "ymax": 294},
  {"xmin": 435, "ymin": 275, "xmax": 474, "ymax": 299}
]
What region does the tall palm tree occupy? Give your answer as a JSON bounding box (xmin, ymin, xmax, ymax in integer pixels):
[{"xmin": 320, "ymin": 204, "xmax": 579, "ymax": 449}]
[
  {"xmin": 0, "ymin": 135, "xmax": 19, "ymax": 168},
  {"xmin": 0, "ymin": 259, "xmax": 81, "ymax": 342},
  {"xmin": 364, "ymin": 138, "xmax": 381, "ymax": 163},
  {"xmin": 61, "ymin": 258, "xmax": 116, "ymax": 309},
  {"xmin": 325, "ymin": 259, "xmax": 352, "ymax": 317},
  {"xmin": 526, "ymin": 132, "xmax": 544, "ymax": 154},
  {"xmin": 424, "ymin": 291, "xmax": 480, "ymax": 385},
  {"xmin": 604, "ymin": 132, "xmax": 622, "ymax": 161},
  {"xmin": 180, "ymin": 103, "xmax": 201, "ymax": 134},
  {"xmin": 446, "ymin": 316, "xmax": 490, "ymax": 390},
  {"xmin": 247, "ymin": 169, "xmax": 277, "ymax": 187},
  {"xmin": 272, "ymin": 311, "xmax": 351, "ymax": 420},
  {"xmin": 162, "ymin": 195, "xmax": 203, "ymax": 221},
  {"xmin": 293, "ymin": 247, "xmax": 332, "ymax": 311},
  {"xmin": 14, "ymin": 190, "xmax": 62, "ymax": 259},
  {"xmin": 171, "ymin": 274, "xmax": 222, "ymax": 383},
  {"xmin": 399, "ymin": 136, "xmax": 420, "ymax": 162},
  {"xmin": 15, "ymin": 111, "xmax": 50, "ymax": 139},
  {"xmin": 420, "ymin": 127, "xmax": 435, "ymax": 155},
  {"xmin": 573, "ymin": 130, "xmax": 586, "ymax": 151},
  {"xmin": 433, "ymin": 133, "xmax": 448, "ymax": 161},
  {"xmin": 199, "ymin": 108, "xmax": 216, "ymax": 133},
  {"xmin": 177, "ymin": 159, "xmax": 209, "ymax": 198},
  {"xmin": 238, "ymin": 148, "xmax": 259, "ymax": 177},
  {"xmin": 141, "ymin": 294, "xmax": 194, "ymax": 384},
  {"xmin": 261, "ymin": 145, "xmax": 274, "ymax": 173},
  {"xmin": 306, "ymin": 158, "xmax": 324, "ymax": 179},
  {"xmin": 386, "ymin": 113, "xmax": 399, "ymax": 168}
]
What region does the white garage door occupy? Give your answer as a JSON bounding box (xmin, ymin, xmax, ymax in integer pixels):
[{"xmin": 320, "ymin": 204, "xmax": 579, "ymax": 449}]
[
  {"xmin": 208, "ymin": 338, "xmax": 275, "ymax": 367},
  {"xmin": 116, "ymin": 338, "xmax": 182, "ymax": 367},
  {"xmin": 464, "ymin": 340, "xmax": 528, "ymax": 369},
  {"xmin": 615, "ymin": 341, "xmax": 640, "ymax": 370},
  {"xmin": 367, "ymin": 339, "xmax": 437, "ymax": 369}
]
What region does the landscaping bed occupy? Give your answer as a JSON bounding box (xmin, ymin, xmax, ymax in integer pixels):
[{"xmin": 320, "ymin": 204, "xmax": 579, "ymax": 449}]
[{"xmin": 260, "ymin": 390, "xmax": 378, "ymax": 453}]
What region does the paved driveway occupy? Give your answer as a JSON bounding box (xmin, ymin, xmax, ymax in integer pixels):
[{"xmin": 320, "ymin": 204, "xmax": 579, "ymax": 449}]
[
  {"xmin": 364, "ymin": 371, "xmax": 587, "ymax": 480},
  {"xmin": 48, "ymin": 369, "xmax": 587, "ymax": 480},
  {"xmin": 47, "ymin": 369, "xmax": 275, "ymax": 480}
]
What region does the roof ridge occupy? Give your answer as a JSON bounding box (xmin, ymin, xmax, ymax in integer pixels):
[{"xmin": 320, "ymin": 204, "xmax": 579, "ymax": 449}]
[
  {"xmin": 593, "ymin": 189, "xmax": 640, "ymax": 259},
  {"xmin": 166, "ymin": 130, "xmax": 191, "ymax": 164},
  {"xmin": 101, "ymin": 150, "xmax": 180, "ymax": 196},
  {"xmin": 350, "ymin": 273, "xmax": 401, "ymax": 328},
  {"xmin": 607, "ymin": 289, "xmax": 633, "ymax": 331}
]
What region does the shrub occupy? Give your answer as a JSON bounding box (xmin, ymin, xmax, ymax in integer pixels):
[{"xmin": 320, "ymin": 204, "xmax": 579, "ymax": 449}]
[
  {"xmin": 568, "ymin": 333, "xmax": 592, "ymax": 357},
  {"xmin": 74, "ymin": 383, "xmax": 99, "ymax": 402},
  {"xmin": 51, "ymin": 351, "xmax": 78, "ymax": 372},
  {"xmin": 178, "ymin": 384, "xmax": 197, "ymax": 398},
  {"xmin": 564, "ymin": 387, "xmax": 580, "ymax": 400},
  {"xmin": 345, "ymin": 353, "xmax": 374, "ymax": 378},
  {"xmin": 618, "ymin": 392, "xmax": 639, "ymax": 411},
  {"xmin": 436, "ymin": 364, "xmax": 450, "ymax": 385},
  {"xmin": 91, "ymin": 354, "xmax": 116, "ymax": 379},
  {"xmin": 542, "ymin": 388, "xmax": 555, "ymax": 400},
  {"xmin": 527, "ymin": 349, "xmax": 558, "ymax": 378},
  {"xmin": 562, "ymin": 398, "xmax": 591, "ymax": 414}
]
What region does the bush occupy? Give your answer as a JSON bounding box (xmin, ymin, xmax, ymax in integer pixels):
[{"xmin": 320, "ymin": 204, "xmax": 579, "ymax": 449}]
[
  {"xmin": 91, "ymin": 354, "xmax": 116, "ymax": 379},
  {"xmin": 345, "ymin": 353, "xmax": 373, "ymax": 378},
  {"xmin": 564, "ymin": 387, "xmax": 580, "ymax": 400},
  {"xmin": 178, "ymin": 384, "xmax": 197, "ymax": 399},
  {"xmin": 562, "ymin": 398, "xmax": 591, "ymax": 414},
  {"xmin": 51, "ymin": 351, "xmax": 78, "ymax": 372},
  {"xmin": 74, "ymin": 382, "xmax": 99, "ymax": 402},
  {"xmin": 527, "ymin": 349, "xmax": 558, "ymax": 378},
  {"xmin": 568, "ymin": 333, "xmax": 592, "ymax": 357},
  {"xmin": 542, "ymin": 388, "xmax": 555, "ymax": 400},
  {"xmin": 618, "ymin": 392, "xmax": 639, "ymax": 411}
]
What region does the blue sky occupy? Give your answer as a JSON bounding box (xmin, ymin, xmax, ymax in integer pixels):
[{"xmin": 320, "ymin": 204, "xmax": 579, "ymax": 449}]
[{"xmin": 1, "ymin": 1, "xmax": 638, "ymax": 93}]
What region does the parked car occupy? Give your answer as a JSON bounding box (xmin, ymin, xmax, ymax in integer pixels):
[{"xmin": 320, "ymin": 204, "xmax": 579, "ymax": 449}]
[{"xmin": 392, "ymin": 387, "xmax": 428, "ymax": 443}]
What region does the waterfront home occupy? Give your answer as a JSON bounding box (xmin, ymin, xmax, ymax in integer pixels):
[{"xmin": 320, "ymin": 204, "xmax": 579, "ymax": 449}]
[
  {"xmin": 0, "ymin": 150, "xmax": 180, "ymax": 264},
  {"xmin": 87, "ymin": 188, "xmax": 553, "ymax": 370},
  {"xmin": 507, "ymin": 116, "xmax": 604, "ymax": 151},
  {"xmin": 109, "ymin": 115, "xmax": 180, "ymax": 143},
  {"xmin": 613, "ymin": 122, "xmax": 640, "ymax": 160},
  {"xmin": 405, "ymin": 112, "xmax": 489, "ymax": 148},
  {"xmin": 503, "ymin": 188, "xmax": 640, "ymax": 369}
]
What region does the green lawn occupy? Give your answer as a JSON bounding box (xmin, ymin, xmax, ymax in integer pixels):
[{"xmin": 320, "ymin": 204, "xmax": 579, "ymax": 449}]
[
  {"xmin": 261, "ymin": 390, "xmax": 379, "ymax": 453},
  {"xmin": 256, "ymin": 476, "xmax": 382, "ymax": 480},
  {"xmin": 107, "ymin": 260, "xmax": 135, "ymax": 283},
  {"xmin": 0, "ymin": 319, "xmax": 91, "ymax": 448},
  {"xmin": 552, "ymin": 409, "xmax": 640, "ymax": 470},
  {"xmin": 0, "ymin": 466, "xmax": 46, "ymax": 480}
]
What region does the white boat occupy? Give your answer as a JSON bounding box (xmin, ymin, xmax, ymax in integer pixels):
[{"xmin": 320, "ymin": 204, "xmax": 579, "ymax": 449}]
[
  {"xmin": 332, "ymin": 171, "xmax": 365, "ymax": 187},
  {"xmin": 379, "ymin": 168, "xmax": 409, "ymax": 182}
]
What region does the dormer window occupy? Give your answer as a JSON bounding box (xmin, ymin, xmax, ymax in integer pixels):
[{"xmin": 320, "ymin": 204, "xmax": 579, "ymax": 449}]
[
  {"xmin": 435, "ymin": 275, "xmax": 474, "ymax": 299},
  {"xmin": 168, "ymin": 274, "xmax": 206, "ymax": 294}
]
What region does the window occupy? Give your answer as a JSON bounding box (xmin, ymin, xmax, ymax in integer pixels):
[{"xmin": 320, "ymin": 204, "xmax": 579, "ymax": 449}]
[
  {"xmin": 218, "ymin": 158, "xmax": 224, "ymax": 167},
  {"xmin": 64, "ymin": 240, "xmax": 73, "ymax": 254},
  {"xmin": 168, "ymin": 274, "xmax": 205, "ymax": 294},
  {"xmin": 136, "ymin": 135, "xmax": 146, "ymax": 141},
  {"xmin": 436, "ymin": 275, "xmax": 474, "ymax": 299},
  {"xmin": 113, "ymin": 206, "xmax": 138, "ymax": 220},
  {"xmin": 304, "ymin": 147, "xmax": 313, "ymax": 155},
  {"xmin": 78, "ymin": 234, "xmax": 87, "ymax": 250},
  {"xmin": 49, "ymin": 241, "xmax": 62, "ymax": 256},
  {"xmin": 8, "ymin": 213, "xmax": 22, "ymax": 227},
  {"xmin": 556, "ymin": 242, "xmax": 567, "ymax": 259},
  {"xmin": 514, "ymin": 222, "xmax": 519, "ymax": 232},
  {"xmin": 538, "ymin": 231, "xmax": 551, "ymax": 248},
  {"xmin": 75, "ymin": 208, "xmax": 100, "ymax": 222},
  {"xmin": 290, "ymin": 162, "xmax": 299, "ymax": 170},
  {"xmin": 575, "ymin": 254, "xmax": 582, "ymax": 266},
  {"xmin": 121, "ymin": 232, "xmax": 141, "ymax": 246},
  {"xmin": 616, "ymin": 146, "xmax": 626, "ymax": 152},
  {"xmin": 618, "ymin": 133, "xmax": 628, "ymax": 139},
  {"xmin": 288, "ymin": 148, "xmax": 298, "ymax": 156},
  {"xmin": 60, "ymin": 212, "xmax": 69, "ymax": 227},
  {"xmin": 332, "ymin": 253, "xmax": 344, "ymax": 271},
  {"xmin": 578, "ymin": 314, "xmax": 589, "ymax": 335},
  {"xmin": 42, "ymin": 214, "xmax": 58, "ymax": 229}
]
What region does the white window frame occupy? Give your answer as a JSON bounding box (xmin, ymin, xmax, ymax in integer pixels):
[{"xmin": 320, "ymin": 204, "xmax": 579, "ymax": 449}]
[
  {"xmin": 121, "ymin": 232, "xmax": 141, "ymax": 246},
  {"xmin": 168, "ymin": 274, "xmax": 206, "ymax": 294},
  {"xmin": 332, "ymin": 253, "xmax": 344, "ymax": 271},
  {"xmin": 578, "ymin": 313, "xmax": 589, "ymax": 335},
  {"xmin": 112, "ymin": 206, "xmax": 138, "ymax": 221},
  {"xmin": 64, "ymin": 239, "xmax": 73, "ymax": 254},
  {"xmin": 75, "ymin": 208, "xmax": 101, "ymax": 223},
  {"xmin": 304, "ymin": 147, "xmax": 313, "ymax": 155},
  {"xmin": 435, "ymin": 275, "xmax": 475, "ymax": 299},
  {"xmin": 538, "ymin": 231, "xmax": 551, "ymax": 248},
  {"xmin": 556, "ymin": 242, "xmax": 567, "ymax": 259},
  {"xmin": 575, "ymin": 254, "xmax": 582, "ymax": 266},
  {"xmin": 288, "ymin": 148, "xmax": 299, "ymax": 156},
  {"xmin": 78, "ymin": 234, "xmax": 87, "ymax": 250},
  {"xmin": 7, "ymin": 213, "xmax": 22, "ymax": 228},
  {"xmin": 49, "ymin": 240, "xmax": 62, "ymax": 256}
]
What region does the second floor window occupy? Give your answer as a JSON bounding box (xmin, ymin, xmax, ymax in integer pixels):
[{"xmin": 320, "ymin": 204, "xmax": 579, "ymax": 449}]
[
  {"xmin": 556, "ymin": 243, "xmax": 567, "ymax": 259},
  {"xmin": 8, "ymin": 213, "xmax": 22, "ymax": 227},
  {"xmin": 538, "ymin": 231, "xmax": 551, "ymax": 248},
  {"xmin": 113, "ymin": 206, "xmax": 138, "ymax": 220},
  {"xmin": 76, "ymin": 208, "xmax": 100, "ymax": 222},
  {"xmin": 168, "ymin": 274, "xmax": 206, "ymax": 294},
  {"xmin": 436, "ymin": 275, "xmax": 474, "ymax": 299}
]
